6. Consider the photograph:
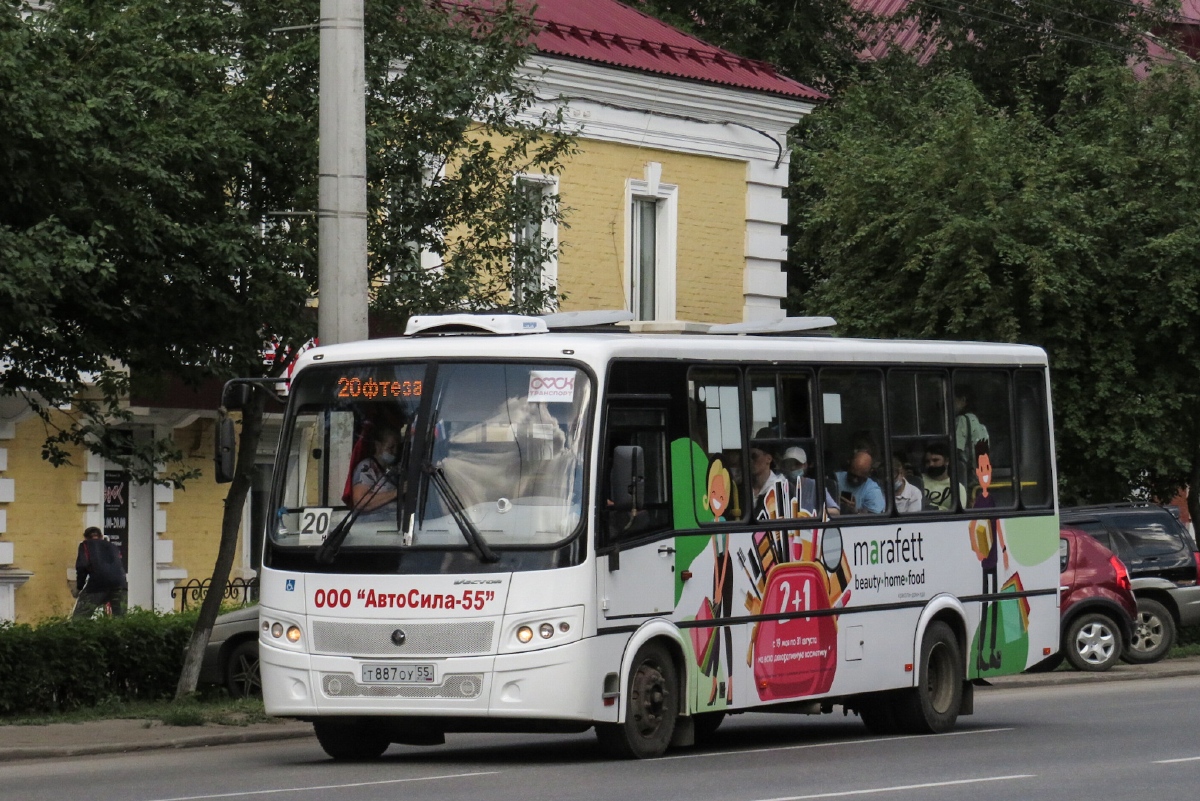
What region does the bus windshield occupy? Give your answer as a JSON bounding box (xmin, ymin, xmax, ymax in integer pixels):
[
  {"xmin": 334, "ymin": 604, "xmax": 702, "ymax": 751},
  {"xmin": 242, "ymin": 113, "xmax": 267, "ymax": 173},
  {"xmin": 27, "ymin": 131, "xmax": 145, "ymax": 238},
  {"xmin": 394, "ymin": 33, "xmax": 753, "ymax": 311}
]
[{"xmin": 272, "ymin": 361, "xmax": 591, "ymax": 553}]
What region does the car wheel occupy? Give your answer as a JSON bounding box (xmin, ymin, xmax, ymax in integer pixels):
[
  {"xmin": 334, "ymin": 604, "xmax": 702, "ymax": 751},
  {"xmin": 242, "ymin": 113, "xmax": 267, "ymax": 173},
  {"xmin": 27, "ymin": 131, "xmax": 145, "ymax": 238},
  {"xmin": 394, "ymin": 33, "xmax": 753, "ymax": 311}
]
[
  {"xmin": 224, "ymin": 640, "xmax": 261, "ymax": 699},
  {"xmin": 1065, "ymin": 613, "xmax": 1122, "ymax": 671},
  {"xmin": 313, "ymin": 720, "xmax": 390, "ymax": 761},
  {"xmin": 595, "ymin": 642, "xmax": 679, "ymax": 759},
  {"xmin": 1124, "ymin": 597, "xmax": 1175, "ymax": 664}
]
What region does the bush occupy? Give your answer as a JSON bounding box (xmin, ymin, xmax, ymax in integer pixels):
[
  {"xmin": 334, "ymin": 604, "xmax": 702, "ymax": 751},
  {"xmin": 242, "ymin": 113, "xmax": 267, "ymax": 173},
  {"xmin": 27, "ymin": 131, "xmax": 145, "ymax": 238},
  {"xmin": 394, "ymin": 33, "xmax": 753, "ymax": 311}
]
[{"xmin": 0, "ymin": 610, "xmax": 197, "ymax": 716}]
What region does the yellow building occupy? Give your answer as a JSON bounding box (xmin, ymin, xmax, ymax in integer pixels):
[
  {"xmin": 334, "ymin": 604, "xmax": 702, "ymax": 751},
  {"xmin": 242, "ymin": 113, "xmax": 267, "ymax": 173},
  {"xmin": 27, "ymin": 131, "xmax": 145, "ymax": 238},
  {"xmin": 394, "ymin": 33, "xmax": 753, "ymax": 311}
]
[{"xmin": 0, "ymin": 0, "xmax": 817, "ymax": 622}]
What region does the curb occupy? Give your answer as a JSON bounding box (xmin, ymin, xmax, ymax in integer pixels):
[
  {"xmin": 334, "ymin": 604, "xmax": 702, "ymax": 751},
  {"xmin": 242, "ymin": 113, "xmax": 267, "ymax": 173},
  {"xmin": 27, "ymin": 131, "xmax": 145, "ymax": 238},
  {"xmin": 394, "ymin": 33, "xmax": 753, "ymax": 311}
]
[
  {"xmin": 0, "ymin": 724, "xmax": 313, "ymax": 763},
  {"xmin": 983, "ymin": 662, "xmax": 1200, "ymax": 690}
]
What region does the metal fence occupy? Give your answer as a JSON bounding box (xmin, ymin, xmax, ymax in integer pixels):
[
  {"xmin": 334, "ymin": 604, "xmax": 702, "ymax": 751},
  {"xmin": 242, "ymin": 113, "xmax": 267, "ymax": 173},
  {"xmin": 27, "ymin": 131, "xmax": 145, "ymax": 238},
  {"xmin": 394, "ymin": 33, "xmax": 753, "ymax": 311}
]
[{"xmin": 171, "ymin": 576, "xmax": 259, "ymax": 612}]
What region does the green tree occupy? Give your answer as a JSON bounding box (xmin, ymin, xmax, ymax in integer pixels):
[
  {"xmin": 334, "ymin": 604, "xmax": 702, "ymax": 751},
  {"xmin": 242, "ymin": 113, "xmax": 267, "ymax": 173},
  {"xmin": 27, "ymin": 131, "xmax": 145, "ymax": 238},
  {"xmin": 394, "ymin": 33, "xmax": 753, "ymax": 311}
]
[
  {"xmin": 0, "ymin": 0, "xmax": 572, "ymax": 696},
  {"xmin": 790, "ymin": 63, "xmax": 1200, "ymax": 520}
]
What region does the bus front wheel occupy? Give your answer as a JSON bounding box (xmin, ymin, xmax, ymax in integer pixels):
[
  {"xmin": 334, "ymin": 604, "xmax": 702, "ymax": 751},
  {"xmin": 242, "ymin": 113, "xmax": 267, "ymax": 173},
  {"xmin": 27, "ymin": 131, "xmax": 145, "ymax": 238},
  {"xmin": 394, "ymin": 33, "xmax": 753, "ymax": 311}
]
[
  {"xmin": 595, "ymin": 642, "xmax": 679, "ymax": 759},
  {"xmin": 895, "ymin": 621, "xmax": 963, "ymax": 734},
  {"xmin": 313, "ymin": 720, "xmax": 390, "ymax": 761}
]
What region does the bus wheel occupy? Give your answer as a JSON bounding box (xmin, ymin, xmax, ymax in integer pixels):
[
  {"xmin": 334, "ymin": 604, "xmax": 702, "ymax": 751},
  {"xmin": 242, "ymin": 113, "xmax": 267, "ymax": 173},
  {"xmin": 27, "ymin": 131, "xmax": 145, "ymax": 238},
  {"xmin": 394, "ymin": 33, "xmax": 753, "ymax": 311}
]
[
  {"xmin": 596, "ymin": 642, "xmax": 679, "ymax": 759},
  {"xmin": 313, "ymin": 720, "xmax": 390, "ymax": 761},
  {"xmin": 896, "ymin": 621, "xmax": 963, "ymax": 734}
]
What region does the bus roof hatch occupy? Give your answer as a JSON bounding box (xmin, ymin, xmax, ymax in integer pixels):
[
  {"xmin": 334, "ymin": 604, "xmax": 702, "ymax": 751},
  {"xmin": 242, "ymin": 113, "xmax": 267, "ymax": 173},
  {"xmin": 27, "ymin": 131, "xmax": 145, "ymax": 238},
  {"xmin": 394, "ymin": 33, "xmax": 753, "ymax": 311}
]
[{"xmin": 404, "ymin": 314, "xmax": 548, "ymax": 336}]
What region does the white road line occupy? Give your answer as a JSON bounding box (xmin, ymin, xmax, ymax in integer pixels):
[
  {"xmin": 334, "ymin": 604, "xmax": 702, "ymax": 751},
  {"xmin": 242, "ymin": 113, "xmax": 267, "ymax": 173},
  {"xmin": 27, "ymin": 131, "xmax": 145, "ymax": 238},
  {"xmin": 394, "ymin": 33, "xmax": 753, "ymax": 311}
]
[
  {"xmin": 753, "ymin": 774, "xmax": 1036, "ymax": 801},
  {"xmin": 1156, "ymin": 756, "xmax": 1200, "ymax": 764},
  {"xmin": 142, "ymin": 770, "xmax": 500, "ymax": 801},
  {"xmin": 661, "ymin": 727, "xmax": 1015, "ymax": 761}
]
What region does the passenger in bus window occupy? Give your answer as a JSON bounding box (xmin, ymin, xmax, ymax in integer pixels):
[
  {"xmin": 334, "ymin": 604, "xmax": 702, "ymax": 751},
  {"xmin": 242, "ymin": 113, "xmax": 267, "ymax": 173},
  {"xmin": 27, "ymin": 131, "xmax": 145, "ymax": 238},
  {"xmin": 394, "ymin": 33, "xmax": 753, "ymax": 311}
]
[
  {"xmin": 348, "ymin": 426, "xmax": 401, "ymax": 520},
  {"xmin": 954, "ymin": 385, "xmax": 989, "ymax": 487},
  {"xmin": 835, "ymin": 451, "xmax": 885, "ymax": 514},
  {"xmin": 892, "ymin": 456, "xmax": 923, "ymax": 513},
  {"xmin": 749, "ymin": 443, "xmax": 784, "ymax": 504},
  {"xmin": 781, "ymin": 447, "xmax": 837, "ymax": 517},
  {"xmin": 920, "ymin": 441, "xmax": 967, "ymax": 511}
]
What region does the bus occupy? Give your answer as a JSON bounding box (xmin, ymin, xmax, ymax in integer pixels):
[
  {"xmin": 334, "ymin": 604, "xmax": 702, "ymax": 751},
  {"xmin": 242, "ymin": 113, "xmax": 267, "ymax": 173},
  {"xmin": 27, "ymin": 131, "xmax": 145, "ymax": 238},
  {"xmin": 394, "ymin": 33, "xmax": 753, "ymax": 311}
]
[{"xmin": 246, "ymin": 311, "xmax": 1059, "ymax": 760}]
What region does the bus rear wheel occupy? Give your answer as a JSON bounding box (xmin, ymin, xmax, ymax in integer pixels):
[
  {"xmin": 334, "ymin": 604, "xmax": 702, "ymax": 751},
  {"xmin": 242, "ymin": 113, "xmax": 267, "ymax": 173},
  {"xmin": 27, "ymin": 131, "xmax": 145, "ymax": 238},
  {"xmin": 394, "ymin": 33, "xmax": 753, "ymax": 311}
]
[
  {"xmin": 894, "ymin": 621, "xmax": 963, "ymax": 734},
  {"xmin": 595, "ymin": 642, "xmax": 679, "ymax": 759},
  {"xmin": 313, "ymin": 720, "xmax": 391, "ymax": 761}
]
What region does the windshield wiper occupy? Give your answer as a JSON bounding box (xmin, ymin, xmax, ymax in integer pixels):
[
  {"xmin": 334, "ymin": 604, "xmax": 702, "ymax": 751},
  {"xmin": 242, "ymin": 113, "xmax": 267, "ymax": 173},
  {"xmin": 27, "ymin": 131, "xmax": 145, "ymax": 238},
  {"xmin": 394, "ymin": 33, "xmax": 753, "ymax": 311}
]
[
  {"xmin": 315, "ymin": 465, "xmax": 398, "ymax": 565},
  {"xmin": 422, "ymin": 463, "xmax": 500, "ymax": 563}
]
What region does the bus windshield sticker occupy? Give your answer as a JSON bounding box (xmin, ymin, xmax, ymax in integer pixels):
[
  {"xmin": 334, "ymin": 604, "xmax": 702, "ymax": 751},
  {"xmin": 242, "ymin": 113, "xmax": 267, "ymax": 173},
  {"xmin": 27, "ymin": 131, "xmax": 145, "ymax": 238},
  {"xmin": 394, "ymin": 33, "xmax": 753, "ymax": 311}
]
[{"xmin": 527, "ymin": 371, "xmax": 576, "ymax": 403}]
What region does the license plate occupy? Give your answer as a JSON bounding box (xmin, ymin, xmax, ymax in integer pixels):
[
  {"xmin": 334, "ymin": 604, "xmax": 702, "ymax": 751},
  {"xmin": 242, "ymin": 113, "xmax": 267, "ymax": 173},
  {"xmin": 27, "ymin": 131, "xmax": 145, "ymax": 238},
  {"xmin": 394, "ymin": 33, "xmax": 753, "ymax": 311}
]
[{"xmin": 360, "ymin": 663, "xmax": 437, "ymax": 684}]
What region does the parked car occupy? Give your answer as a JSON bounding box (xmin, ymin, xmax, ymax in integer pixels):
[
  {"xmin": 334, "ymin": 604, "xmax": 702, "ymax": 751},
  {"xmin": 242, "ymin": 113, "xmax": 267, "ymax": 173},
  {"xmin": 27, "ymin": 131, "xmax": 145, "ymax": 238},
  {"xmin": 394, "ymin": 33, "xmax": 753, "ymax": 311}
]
[
  {"xmin": 1060, "ymin": 503, "xmax": 1200, "ymax": 664},
  {"xmin": 1031, "ymin": 527, "xmax": 1137, "ymax": 672},
  {"xmin": 199, "ymin": 605, "xmax": 261, "ymax": 698}
]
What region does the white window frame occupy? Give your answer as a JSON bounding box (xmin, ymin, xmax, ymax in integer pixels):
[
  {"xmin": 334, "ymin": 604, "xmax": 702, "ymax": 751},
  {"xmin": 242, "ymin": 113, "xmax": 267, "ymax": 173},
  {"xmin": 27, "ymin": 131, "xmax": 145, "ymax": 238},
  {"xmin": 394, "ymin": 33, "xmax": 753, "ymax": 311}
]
[
  {"xmin": 512, "ymin": 173, "xmax": 560, "ymax": 312},
  {"xmin": 624, "ymin": 164, "xmax": 677, "ymax": 322}
]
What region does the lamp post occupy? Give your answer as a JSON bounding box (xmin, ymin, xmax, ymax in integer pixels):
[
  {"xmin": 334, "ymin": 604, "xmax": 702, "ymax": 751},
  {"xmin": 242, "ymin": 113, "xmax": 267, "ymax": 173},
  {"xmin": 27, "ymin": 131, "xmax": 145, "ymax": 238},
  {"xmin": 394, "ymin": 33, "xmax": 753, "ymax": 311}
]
[{"xmin": 318, "ymin": 0, "xmax": 369, "ymax": 346}]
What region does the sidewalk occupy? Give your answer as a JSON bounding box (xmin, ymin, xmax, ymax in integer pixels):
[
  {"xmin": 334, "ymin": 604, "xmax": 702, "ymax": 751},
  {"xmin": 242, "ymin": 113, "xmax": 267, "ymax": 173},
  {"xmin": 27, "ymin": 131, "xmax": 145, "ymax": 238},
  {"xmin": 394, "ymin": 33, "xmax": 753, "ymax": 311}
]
[{"xmin": 0, "ymin": 656, "xmax": 1196, "ymax": 762}]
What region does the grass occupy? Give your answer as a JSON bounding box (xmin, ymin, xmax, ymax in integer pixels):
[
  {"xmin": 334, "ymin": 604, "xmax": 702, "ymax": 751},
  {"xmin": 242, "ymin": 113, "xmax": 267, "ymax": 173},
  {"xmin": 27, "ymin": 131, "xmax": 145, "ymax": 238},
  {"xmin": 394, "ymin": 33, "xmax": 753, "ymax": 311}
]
[{"xmin": 0, "ymin": 693, "xmax": 273, "ymax": 728}]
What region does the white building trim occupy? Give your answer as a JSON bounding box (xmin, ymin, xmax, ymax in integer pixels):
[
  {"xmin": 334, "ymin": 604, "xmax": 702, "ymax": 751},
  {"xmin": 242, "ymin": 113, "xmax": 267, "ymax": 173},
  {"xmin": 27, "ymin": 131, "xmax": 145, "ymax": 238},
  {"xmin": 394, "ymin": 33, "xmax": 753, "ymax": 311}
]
[{"xmin": 522, "ymin": 56, "xmax": 814, "ymax": 322}]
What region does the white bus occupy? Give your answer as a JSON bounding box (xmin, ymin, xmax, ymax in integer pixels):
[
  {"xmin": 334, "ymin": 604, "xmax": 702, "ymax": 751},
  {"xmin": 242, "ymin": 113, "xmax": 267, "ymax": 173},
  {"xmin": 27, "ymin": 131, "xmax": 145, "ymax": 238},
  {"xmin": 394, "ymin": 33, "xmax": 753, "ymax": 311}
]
[{"xmin": 250, "ymin": 312, "xmax": 1060, "ymax": 760}]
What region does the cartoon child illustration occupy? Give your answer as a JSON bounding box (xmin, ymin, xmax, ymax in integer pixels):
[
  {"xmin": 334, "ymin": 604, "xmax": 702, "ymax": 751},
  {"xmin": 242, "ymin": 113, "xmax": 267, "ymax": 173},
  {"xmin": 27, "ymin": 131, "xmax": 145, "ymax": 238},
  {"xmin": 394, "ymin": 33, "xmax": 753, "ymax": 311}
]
[
  {"xmin": 969, "ymin": 439, "xmax": 1008, "ymax": 672},
  {"xmin": 705, "ymin": 459, "xmax": 732, "ymax": 522}
]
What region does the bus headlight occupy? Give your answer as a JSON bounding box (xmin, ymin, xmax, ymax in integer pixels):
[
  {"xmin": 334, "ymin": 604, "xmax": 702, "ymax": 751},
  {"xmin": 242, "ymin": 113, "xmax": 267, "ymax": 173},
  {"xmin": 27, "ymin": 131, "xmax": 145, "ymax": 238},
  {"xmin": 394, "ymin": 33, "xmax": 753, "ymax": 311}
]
[
  {"xmin": 501, "ymin": 607, "xmax": 585, "ymax": 654},
  {"xmin": 286, "ymin": 626, "xmax": 302, "ymax": 643}
]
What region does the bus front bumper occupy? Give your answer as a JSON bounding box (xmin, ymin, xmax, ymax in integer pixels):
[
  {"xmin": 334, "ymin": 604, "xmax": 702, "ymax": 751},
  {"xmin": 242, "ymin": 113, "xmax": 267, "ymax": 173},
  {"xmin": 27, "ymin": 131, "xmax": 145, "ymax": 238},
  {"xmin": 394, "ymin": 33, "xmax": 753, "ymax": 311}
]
[{"xmin": 261, "ymin": 636, "xmax": 605, "ymax": 723}]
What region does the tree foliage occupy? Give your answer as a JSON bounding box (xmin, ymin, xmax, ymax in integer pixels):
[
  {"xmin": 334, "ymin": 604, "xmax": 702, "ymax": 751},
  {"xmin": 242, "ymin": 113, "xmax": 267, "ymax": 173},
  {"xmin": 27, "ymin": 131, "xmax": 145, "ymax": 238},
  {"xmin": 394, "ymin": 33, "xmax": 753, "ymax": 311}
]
[
  {"xmin": 790, "ymin": 62, "xmax": 1200, "ymax": 513},
  {"xmin": 1, "ymin": 0, "xmax": 572, "ymax": 696}
]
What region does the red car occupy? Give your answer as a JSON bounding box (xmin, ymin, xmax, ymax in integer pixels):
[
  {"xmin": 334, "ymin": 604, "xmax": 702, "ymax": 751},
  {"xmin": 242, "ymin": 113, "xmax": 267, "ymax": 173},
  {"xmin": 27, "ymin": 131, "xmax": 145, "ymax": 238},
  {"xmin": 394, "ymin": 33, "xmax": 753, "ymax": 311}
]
[{"xmin": 1031, "ymin": 527, "xmax": 1137, "ymax": 672}]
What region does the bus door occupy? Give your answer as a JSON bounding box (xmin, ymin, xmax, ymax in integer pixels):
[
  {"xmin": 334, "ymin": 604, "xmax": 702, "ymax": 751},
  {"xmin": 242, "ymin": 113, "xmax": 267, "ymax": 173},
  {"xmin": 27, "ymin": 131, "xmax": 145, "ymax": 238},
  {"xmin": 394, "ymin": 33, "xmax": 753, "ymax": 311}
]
[{"xmin": 599, "ymin": 402, "xmax": 675, "ymax": 618}]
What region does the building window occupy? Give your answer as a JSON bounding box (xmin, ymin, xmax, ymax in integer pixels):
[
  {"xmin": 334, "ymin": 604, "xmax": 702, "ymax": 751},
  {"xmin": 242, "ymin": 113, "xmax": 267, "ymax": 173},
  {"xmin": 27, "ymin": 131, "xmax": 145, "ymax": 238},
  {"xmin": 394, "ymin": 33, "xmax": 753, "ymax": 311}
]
[
  {"xmin": 631, "ymin": 197, "xmax": 657, "ymax": 320},
  {"xmin": 626, "ymin": 163, "xmax": 677, "ymax": 321},
  {"xmin": 512, "ymin": 175, "xmax": 559, "ymax": 313}
]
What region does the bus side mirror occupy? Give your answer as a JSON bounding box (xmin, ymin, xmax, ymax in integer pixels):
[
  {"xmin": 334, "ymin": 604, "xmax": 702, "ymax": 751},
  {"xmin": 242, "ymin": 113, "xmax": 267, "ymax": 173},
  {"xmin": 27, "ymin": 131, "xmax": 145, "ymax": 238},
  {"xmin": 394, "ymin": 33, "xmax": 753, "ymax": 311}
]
[
  {"xmin": 215, "ymin": 416, "xmax": 236, "ymax": 483},
  {"xmin": 610, "ymin": 445, "xmax": 645, "ymax": 512},
  {"xmin": 221, "ymin": 382, "xmax": 252, "ymax": 411}
]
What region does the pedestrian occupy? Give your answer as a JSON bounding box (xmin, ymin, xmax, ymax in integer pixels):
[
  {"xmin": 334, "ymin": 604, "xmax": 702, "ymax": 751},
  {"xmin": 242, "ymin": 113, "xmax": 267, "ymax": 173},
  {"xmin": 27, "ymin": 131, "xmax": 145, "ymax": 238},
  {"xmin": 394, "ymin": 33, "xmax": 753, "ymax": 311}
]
[{"xmin": 73, "ymin": 527, "xmax": 127, "ymax": 617}]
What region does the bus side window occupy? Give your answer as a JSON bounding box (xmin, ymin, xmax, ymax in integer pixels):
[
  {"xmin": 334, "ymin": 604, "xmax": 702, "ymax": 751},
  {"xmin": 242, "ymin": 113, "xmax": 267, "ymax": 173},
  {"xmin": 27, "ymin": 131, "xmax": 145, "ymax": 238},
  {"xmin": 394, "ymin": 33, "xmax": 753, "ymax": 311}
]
[
  {"xmin": 888, "ymin": 370, "xmax": 951, "ymax": 514},
  {"xmin": 688, "ymin": 368, "xmax": 745, "ymax": 523},
  {"xmin": 1015, "ymin": 370, "xmax": 1052, "ymax": 509},
  {"xmin": 749, "ymin": 369, "xmax": 821, "ymax": 520},
  {"xmin": 953, "ymin": 370, "xmax": 1015, "ymax": 510},
  {"xmin": 820, "ymin": 369, "xmax": 887, "ymax": 515}
]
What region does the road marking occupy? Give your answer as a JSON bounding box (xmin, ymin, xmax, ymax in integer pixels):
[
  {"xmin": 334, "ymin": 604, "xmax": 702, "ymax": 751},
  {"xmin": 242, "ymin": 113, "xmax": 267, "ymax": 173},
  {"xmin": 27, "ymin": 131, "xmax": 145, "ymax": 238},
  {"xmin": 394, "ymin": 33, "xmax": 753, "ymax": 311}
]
[
  {"xmin": 1156, "ymin": 756, "xmax": 1200, "ymax": 764},
  {"xmin": 753, "ymin": 774, "xmax": 1035, "ymax": 800},
  {"xmin": 143, "ymin": 771, "xmax": 500, "ymax": 801},
  {"xmin": 662, "ymin": 727, "xmax": 1014, "ymax": 761}
]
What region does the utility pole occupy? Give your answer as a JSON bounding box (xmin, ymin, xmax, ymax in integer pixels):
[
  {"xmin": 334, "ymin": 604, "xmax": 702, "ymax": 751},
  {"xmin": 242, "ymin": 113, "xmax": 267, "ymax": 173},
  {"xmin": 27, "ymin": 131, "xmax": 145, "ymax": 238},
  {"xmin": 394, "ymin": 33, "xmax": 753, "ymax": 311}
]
[{"xmin": 318, "ymin": 0, "xmax": 369, "ymax": 347}]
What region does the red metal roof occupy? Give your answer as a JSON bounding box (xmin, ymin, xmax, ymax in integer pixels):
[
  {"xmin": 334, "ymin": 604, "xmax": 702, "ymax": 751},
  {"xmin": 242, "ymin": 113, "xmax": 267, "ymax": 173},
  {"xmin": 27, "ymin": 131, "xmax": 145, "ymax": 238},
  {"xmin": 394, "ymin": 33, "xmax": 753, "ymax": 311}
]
[{"xmin": 447, "ymin": 0, "xmax": 823, "ymax": 100}]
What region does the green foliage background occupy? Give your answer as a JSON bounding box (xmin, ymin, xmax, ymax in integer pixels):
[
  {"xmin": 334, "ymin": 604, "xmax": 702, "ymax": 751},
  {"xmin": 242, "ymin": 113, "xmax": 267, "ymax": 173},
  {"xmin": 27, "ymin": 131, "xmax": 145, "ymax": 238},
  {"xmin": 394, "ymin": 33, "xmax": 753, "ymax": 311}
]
[{"xmin": 0, "ymin": 611, "xmax": 197, "ymax": 715}]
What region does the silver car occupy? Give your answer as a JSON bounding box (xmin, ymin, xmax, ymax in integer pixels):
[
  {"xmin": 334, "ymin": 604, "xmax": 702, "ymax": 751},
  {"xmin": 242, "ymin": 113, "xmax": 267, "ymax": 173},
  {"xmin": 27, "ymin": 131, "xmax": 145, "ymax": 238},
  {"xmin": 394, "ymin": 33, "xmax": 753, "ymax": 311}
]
[{"xmin": 199, "ymin": 605, "xmax": 261, "ymax": 698}]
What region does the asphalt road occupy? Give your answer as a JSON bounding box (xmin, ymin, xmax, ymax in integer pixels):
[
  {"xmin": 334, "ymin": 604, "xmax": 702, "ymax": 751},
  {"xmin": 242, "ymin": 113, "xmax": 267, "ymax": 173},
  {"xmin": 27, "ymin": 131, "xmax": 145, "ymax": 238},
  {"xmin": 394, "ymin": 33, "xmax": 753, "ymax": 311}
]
[{"xmin": 2, "ymin": 676, "xmax": 1198, "ymax": 801}]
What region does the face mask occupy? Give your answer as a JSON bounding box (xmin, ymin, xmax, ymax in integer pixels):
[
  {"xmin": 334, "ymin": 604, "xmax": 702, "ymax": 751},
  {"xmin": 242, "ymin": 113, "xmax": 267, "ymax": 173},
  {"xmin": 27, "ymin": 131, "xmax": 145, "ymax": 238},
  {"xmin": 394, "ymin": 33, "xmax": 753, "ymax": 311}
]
[
  {"xmin": 925, "ymin": 464, "xmax": 947, "ymax": 479},
  {"xmin": 377, "ymin": 451, "xmax": 396, "ymax": 467},
  {"xmin": 894, "ymin": 477, "xmax": 905, "ymax": 491}
]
